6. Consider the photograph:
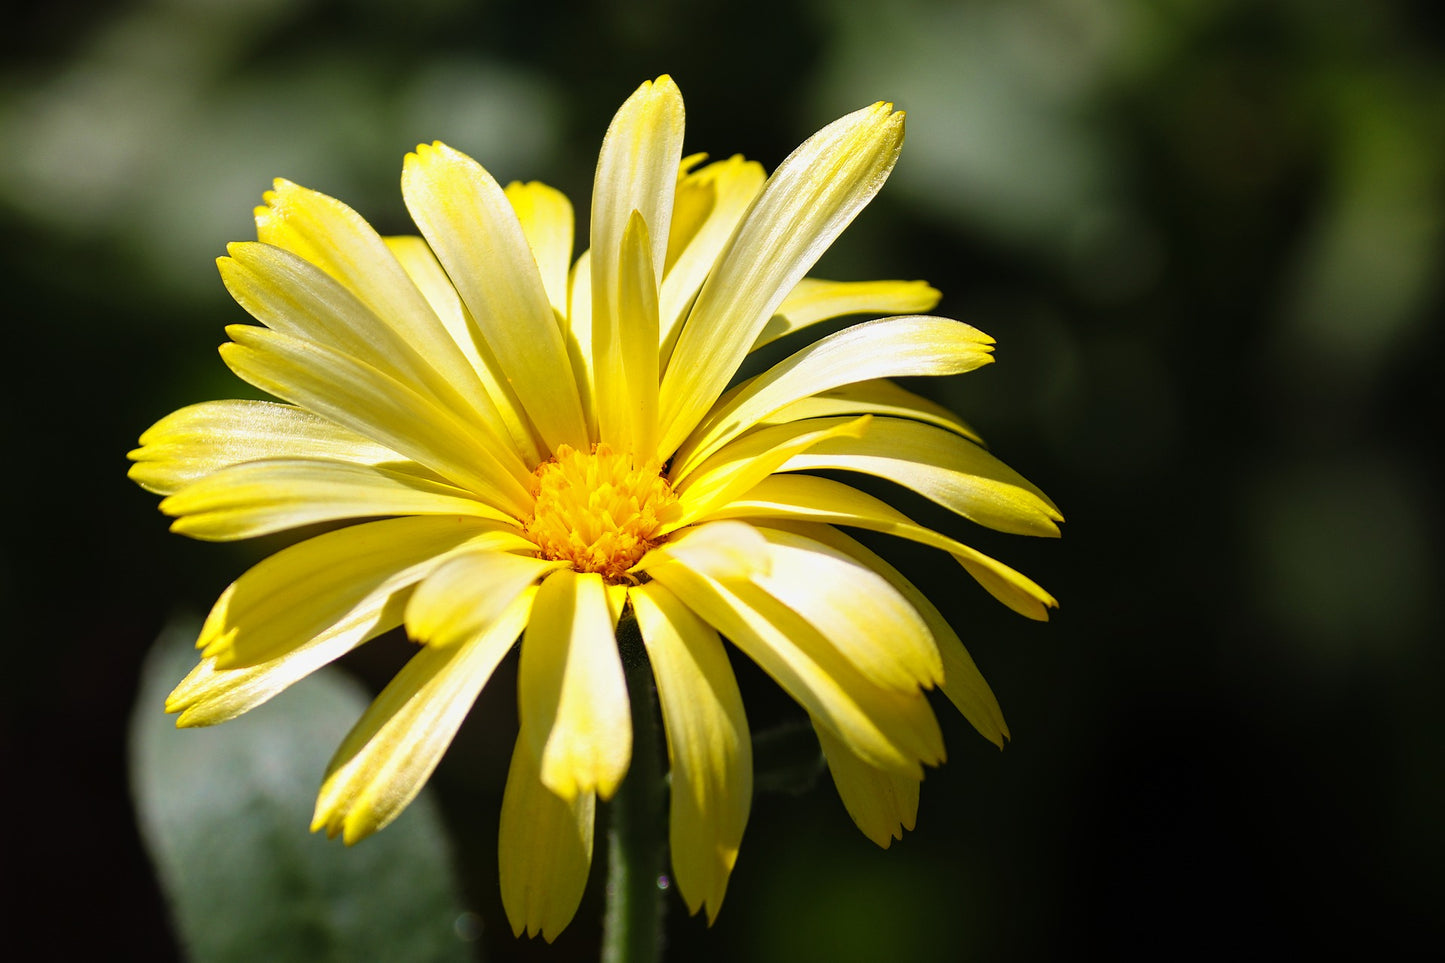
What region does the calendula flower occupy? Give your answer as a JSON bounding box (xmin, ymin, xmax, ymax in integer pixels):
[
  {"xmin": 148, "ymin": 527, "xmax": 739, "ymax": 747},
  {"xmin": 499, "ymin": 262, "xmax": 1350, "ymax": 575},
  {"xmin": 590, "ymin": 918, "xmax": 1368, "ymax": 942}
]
[{"xmin": 129, "ymin": 75, "xmax": 1060, "ymax": 940}]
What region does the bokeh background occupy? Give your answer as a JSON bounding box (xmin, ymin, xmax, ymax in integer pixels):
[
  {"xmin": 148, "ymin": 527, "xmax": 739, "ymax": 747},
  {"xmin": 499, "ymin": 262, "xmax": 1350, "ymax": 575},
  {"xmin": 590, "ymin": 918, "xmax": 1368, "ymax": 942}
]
[{"xmin": 5, "ymin": 0, "xmax": 1443, "ymax": 958}]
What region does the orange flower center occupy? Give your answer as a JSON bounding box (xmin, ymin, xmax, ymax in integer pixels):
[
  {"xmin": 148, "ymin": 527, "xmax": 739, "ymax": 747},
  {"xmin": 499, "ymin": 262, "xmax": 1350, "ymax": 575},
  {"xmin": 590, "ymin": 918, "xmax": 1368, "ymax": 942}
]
[{"xmin": 523, "ymin": 444, "xmax": 678, "ymax": 582}]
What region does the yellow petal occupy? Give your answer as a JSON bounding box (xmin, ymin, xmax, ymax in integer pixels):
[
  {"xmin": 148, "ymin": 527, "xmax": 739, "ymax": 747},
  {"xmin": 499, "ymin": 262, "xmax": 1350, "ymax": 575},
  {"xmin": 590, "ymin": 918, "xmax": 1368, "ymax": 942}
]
[
  {"xmin": 594, "ymin": 211, "xmax": 661, "ymax": 455},
  {"xmin": 634, "ymin": 519, "xmax": 771, "ymax": 581},
  {"xmin": 646, "ymin": 560, "xmax": 942, "ymax": 776},
  {"xmin": 753, "ymin": 277, "xmax": 940, "ymax": 351},
  {"xmin": 590, "ymin": 76, "xmax": 685, "ymax": 322},
  {"xmin": 219, "ymin": 242, "xmax": 509, "ymax": 444},
  {"xmin": 385, "ymin": 234, "xmax": 545, "ymax": 464},
  {"xmin": 749, "ymin": 526, "xmax": 942, "ymax": 692},
  {"xmin": 498, "ymin": 733, "xmax": 595, "ymax": 941},
  {"xmin": 127, "ymin": 400, "xmax": 412, "ymax": 496},
  {"xmin": 402, "ymin": 141, "xmax": 589, "ymax": 452},
  {"xmin": 406, "ymin": 548, "xmax": 565, "ymax": 647},
  {"xmin": 588, "ymin": 76, "xmax": 682, "ymax": 454},
  {"xmin": 672, "ymin": 315, "xmax": 994, "ymax": 476},
  {"xmin": 815, "ymin": 723, "xmax": 919, "ymax": 848},
  {"xmin": 760, "ymin": 379, "xmax": 984, "ymax": 445},
  {"xmin": 167, "ymin": 587, "xmax": 409, "ymax": 727},
  {"xmin": 197, "ymin": 516, "xmax": 528, "ymax": 669},
  {"xmin": 767, "ymin": 415, "xmax": 1063, "ymax": 537},
  {"xmin": 632, "ymin": 581, "xmax": 751, "ymax": 922},
  {"xmin": 253, "ymin": 180, "xmax": 500, "ymax": 429},
  {"xmin": 504, "ymin": 180, "xmax": 575, "ymax": 319},
  {"xmin": 222, "ymin": 323, "xmax": 533, "ymax": 515},
  {"xmin": 667, "ymin": 414, "xmax": 871, "ymax": 531},
  {"xmin": 564, "ymin": 249, "xmax": 598, "ymax": 436},
  {"xmin": 783, "ymin": 522, "xmax": 1011, "ymax": 748},
  {"xmin": 160, "ymin": 458, "xmax": 513, "ymax": 541},
  {"xmin": 659, "ymin": 155, "xmax": 766, "ymax": 356},
  {"xmin": 708, "ymin": 473, "xmax": 1057, "ymax": 621},
  {"xmin": 657, "ymin": 102, "xmax": 905, "ymax": 459},
  {"xmin": 312, "ymin": 588, "xmax": 535, "ymax": 843},
  {"xmin": 518, "ymin": 569, "xmax": 632, "ymax": 800}
]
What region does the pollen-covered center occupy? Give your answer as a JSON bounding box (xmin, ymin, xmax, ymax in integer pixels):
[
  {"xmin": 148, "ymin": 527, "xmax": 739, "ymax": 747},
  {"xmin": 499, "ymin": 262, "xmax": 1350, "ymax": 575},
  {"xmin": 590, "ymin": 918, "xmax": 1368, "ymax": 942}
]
[{"xmin": 522, "ymin": 444, "xmax": 678, "ymax": 582}]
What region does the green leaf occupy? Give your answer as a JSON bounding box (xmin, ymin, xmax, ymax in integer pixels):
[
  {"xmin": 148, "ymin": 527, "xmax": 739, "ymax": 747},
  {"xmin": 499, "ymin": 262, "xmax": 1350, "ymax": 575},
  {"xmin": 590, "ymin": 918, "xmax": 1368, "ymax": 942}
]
[{"xmin": 129, "ymin": 619, "xmax": 480, "ymax": 962}]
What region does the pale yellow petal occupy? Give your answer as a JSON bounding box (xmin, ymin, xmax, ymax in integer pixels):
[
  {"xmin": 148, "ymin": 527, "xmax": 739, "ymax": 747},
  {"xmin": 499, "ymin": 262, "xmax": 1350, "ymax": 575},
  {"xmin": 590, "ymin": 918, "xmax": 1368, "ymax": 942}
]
[
  {"xmin": 658, "ymin": 155, "xmax": 767, "ymax": 356},
  {"xmin": 593, "ymin": 211, "xmax": 661, "ymax": 455},
  {"xmin": 504, "ymin": 180, "xmax": 575, "ymax": 318},
  {"xmin": 519, "ymin": 569, "xmax": 631, "ymax": 800},
  {"xmin": 564, "ymin": 250, "xmax": 597, "ymax": 436},
  {"xmin": 590, "ymin": 76, "xmax": 684, "ymax": 324},
  {"xmin": 221, "ymin": 323, "xmax": 533, "ymax": 514},
  {"xmin": 159, "ymin": 458, "xmax": 514, "ymax": 541},
  {"xmin": 666, "ymin": 415, "xmax": 871, "ymax": 531},
  {"xmin": 633, "ymin": 519, "xmax": 771, "ymax": 581},
  {"xmin": 672, "ymin": 315, "xmax": 994, "ymax": 476},
  {"xmin": 760, "ymin": 379, "xmax": 984, "ymax": 445},
  {"xmin": 499, "ymin": 733, "xmax": 595, "ymax": 941},
  {"xmin": 312, "ymin": 588, "xmax": 535, "ymax": 843},
  {"xmin": 708, "ymin": 473, "xmax": 1057, "ymax": 621},
  {"xmin": 815, "ymin": 723, "xmax": 919, "ymax": 848},
  {"xmin": 749, "ymin": 526, "xmax": 942, "ymax": 692},
  {"xmin": 646, "ymin": 560, "xmax": 942, "ymax": 776},
  {"xmin": 632, "ymin": 581, "xmax": 751, "ymax": 923},
  {"xmin": 402, "ymin": 141, "xmax": 589, "ymax": 451},
  {"xmin": 657, "ymin": 103, "xmax": 905, "ymax": 459},
  {"xmin": 167, "ymin": 587, "xmax": 409, "ymax": 727},
  {"xmin": 127, "ymin": 400, "xmax": 414, "ymax": 496},
  {"xmin": 588, "ymin": 76, "xmax": 682, "ymax": 454},
  {"xmin": 385, "ymin": 234, "xmax": 545, "ymax": 464},
  {"xmin": 406, "ymin": 548, "xmax": 565, "ymax": 647},
  {"xmin": 253, "ymin": 180, "xmax": 501, "ymax": 428},
  {"xmin": 219, "ymin": 242, "xmax": 512, "ymax": 446},
  {"xmin": 753, "ymin": 277, "xmax": 940, "ymax": 351},
  {"xmin": 780, "ymin": 522, "xmax": 1011, "ymax": 748},
  {"xmin": 767, "ymin": 416, "xmax": 1063, "ymax": 537},
  {"xmin": 196, "ymin": 515, "xmax": 529, "ymax": 669}
]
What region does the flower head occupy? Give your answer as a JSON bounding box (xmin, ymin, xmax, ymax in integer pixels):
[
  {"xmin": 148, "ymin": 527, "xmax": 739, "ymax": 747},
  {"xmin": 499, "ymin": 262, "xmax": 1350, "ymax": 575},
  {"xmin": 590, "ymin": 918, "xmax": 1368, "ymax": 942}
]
[{"xmin": 130, "ymin": 75, "xmax": 1060, "ymax": 939}]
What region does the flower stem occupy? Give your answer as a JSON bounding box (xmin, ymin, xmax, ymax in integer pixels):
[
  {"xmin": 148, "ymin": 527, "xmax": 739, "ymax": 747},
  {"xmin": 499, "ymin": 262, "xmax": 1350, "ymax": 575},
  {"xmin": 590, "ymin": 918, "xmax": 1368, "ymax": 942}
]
[{"xmin": 602, "ymin": 615, "xmax": 666, "ymax": 963}]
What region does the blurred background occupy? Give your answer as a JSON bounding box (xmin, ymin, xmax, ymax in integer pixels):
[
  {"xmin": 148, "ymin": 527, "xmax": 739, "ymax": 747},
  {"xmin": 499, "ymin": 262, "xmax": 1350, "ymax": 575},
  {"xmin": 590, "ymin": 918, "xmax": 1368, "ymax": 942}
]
[{"xmin": 4, "ymin": 0, "xmax": 1443, "ymax": 958}]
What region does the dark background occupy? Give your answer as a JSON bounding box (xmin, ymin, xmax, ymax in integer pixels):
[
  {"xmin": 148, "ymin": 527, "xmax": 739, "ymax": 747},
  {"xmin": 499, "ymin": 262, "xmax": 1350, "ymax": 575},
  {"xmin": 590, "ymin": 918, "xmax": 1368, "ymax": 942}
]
[{"xmin": 4, "ymin": 0, "xmax": 1442, "ymax": 959}]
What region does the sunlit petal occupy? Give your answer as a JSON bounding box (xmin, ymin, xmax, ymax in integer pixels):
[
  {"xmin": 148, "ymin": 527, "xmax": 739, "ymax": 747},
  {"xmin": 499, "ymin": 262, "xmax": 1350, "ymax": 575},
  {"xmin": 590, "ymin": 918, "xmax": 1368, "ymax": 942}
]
[
  {"xmin": 519, "ymin": 569, "xmax": 632, "ymax": 800},
  {"xmin": 749, "ymin": 525, "xmax": 942, "ymax": 692},
  {"xmin": 657, "ymin": 102, "xmax": 905, "ymax": 458},
  {"xmin": 673, "ymin": 315, "xmax": 994, "ymax": 476},
  {"xmin": 647, "ymin": 559, "xmax": 943, "ymax": 777},
  {"xmin": 505, "ymin": 180, "xmax": 575, "ymax": 319},
  {"xmin": 407, "ymin": 548, "xmax": 565, "ymax": 648},
  {"xmin": 782, "ymin": 522, "xmax": 1011, "ymax": 748},
  {"xmin": 498, "ymin": 733, "xmax": 595, "ymax": 941},
  {"xmin": 752, "ymin": 277, "xmax": 941, "ymax": 351},
  {"xmin": 710, "ymin": 473, "xmax": 1057, "ymax": 620},
  {"xmin": 815, "ymin": 723, "xmax": 919, "ymax": 848},
  {"xmin": 159, "ymin": 458, "xmax": 514, "ymax": 541},
  {"xmin": 632, "ymin": 581, "xmax": 751, "ymax": 922},
  {"xmin": 253, "ymin": 179, "xmax": 500, "ymax": 426},
  {"xmin": 222, "ymin": 323, "xmax": 533, "ymax": 513},
  {"xmin": 385, "ymin": 234, "xmax": 545, "ymax": 464},
  {"xmin": 312, "ymin": 589, "xmax": 535, "ymax": 843},
  {"xmin": 759, "ymin": 379, "xmax": 984, "ymax": 445},
  {"xmin": 403, "ymin": 141, "xmax": 589, "ymax": 452},
  {"xmin": 127, "ymin": 400, "xmax": 414, "ymax": 496},
  {"xmin": 196, "ymin": 516, "xmax": 528, "ymax": 669}
]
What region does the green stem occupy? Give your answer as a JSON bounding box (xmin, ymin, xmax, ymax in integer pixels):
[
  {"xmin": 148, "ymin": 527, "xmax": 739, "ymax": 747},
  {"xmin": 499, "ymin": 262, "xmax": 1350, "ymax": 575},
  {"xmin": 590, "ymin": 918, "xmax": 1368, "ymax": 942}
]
[{"xmin": 601, "ymin": 614, "xmax": 666, "ymax": 963}]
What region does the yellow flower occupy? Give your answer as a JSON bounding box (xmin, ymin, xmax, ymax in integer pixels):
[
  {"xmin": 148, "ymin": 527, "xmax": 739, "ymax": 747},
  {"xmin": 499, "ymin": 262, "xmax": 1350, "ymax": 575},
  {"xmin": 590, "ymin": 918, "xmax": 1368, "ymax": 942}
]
[{"xmin": 129, "ymin": 75, "xmax": 1060, "ymax": 940}]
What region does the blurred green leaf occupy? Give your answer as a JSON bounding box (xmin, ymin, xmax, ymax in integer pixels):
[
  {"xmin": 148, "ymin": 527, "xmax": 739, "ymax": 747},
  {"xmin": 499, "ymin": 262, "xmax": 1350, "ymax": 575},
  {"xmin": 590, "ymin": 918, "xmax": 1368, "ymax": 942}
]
[{"xmin": 129, "ymin": 620, "xmax": 478, "ymax": 962}]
